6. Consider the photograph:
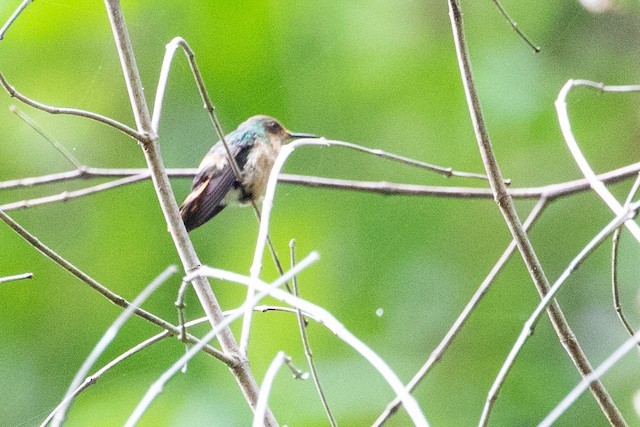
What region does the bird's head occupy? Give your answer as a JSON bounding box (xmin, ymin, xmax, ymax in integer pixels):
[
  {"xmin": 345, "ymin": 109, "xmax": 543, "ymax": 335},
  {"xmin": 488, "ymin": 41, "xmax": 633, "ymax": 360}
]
[{"xmin": 239, "ymin": 115, "xmax": 317, "ymax": 147}]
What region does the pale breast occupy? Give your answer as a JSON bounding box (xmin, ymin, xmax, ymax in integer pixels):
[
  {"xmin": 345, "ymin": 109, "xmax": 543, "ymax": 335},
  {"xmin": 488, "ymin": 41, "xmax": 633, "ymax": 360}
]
[{"xmin": 240, "ymin": 141, "xmax": 280, "ymax": 203}]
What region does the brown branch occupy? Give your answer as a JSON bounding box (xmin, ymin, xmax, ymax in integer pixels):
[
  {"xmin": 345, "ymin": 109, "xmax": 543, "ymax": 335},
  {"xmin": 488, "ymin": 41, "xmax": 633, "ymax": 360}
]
[
  {"xmin": 447, "ymin": 1, "xmax": 625, "ymax": 426},
  {"xmin": 4, "ymin": 160, "xmax": 640, "ymax": 201},
  {"xmin": 0, "ymin": 209, "xmax": 230, "ymax": 364},
  {"xmin": 374, "ymin": 197, "xmax": 548, "ymax": 426},
  {"xmin": 0, "ymin": 174, "xmax": 148, "ymax": 212},
  {"xmin": 0, "ymin": 73, "xmax": 143, "ymax": 141},
  {"xmin": 102, "ymin": 0, "xmax": 274, "ymax": 423}
]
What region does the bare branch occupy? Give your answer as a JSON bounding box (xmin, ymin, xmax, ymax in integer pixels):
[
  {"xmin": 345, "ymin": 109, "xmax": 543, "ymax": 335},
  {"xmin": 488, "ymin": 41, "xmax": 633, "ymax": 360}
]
[
  {"xmin": 0, "ymin": 73, "xmax": 143, "ymax": 141},
  {"xmin": 253, "ymin": 352, "xmax": 288, "ymax": 427},
  {"xmin": 51, "ymin": 266, "xmax": 177, "ymax": 427},
  {"xmin": 0, "ymin": 272, "xmax": 33, "ymax": 284},
  {"xmin": 127, "ymin": 253, "xmax": 319, "ymax": 427},
  {"xmin": 0, "ymin": 0, "xmax": 32, "ymax": 40},
  {"xmin": 491, "ymin": 0, "xmax": 540, "ymax": 52},
  {"xmin": 197, "ymin": 258, "xmax": 430, "ymax": 427},
  {"xmin": 0, "ymin": 209, "xmax": 231, "ymax": 364},
  {"xmin": 0, "ymin": 174, "xmax": 149, "ymax": 212},
  {"xmin": 103, "ymin": 0, "xmax": 272, "ymax": 421},
  {"xmin": 42, "ymin": 305, "xmax": 320, "ymax": 427},
  {"xmin": 611, "ymin": 173, "xmax": 640, "ymax": 344},
  {"xmin": 447, "ymin": 1, "xmax": 624, "ymax": 424},
  {"xmin": 290, "ymin": 240, "xmax": 336, "ymax": 427},
  {"xmin": 556, "ymin": 80, "xmax": 640, "ymax": 242},
  {"xmin": 374, "ymin": 197, "xmax": 548, "ymax": 426},
  {"xmin": 482, "ymin": 200, "xmax": 640, "ymax": 427},
  {"xmin": 5, "ymin": 160, "xmax": 640, "ymax": 200},
  {"xmin": 541, "ymin": 326, "xmax": 640, "ymax": 426}
]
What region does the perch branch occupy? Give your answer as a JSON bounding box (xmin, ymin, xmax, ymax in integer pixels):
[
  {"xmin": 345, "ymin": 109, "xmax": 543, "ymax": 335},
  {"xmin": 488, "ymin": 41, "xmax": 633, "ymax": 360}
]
[{"xmin": 103, "ymin": 0, "xmax": 273, "ymax": 422}]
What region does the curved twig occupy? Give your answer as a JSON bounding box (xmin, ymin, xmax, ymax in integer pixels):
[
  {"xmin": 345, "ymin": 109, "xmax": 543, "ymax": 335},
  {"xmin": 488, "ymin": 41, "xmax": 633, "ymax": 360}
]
[{"xmin": 0, "ymin": 73, "xmax": 143, "ymax": 141}]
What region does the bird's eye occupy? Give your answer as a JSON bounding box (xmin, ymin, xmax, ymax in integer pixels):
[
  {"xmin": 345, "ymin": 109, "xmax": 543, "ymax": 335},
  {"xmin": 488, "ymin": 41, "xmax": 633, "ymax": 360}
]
[{"xmin": 267, "ymin": 121, "xmax": 281, "ymax": 132}]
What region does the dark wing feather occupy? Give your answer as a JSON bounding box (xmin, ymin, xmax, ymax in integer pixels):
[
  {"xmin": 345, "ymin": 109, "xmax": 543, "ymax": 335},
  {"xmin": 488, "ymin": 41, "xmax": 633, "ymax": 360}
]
[{"xmin": 180, "ymin": 142, "xmax": 252, "ymax": 232}]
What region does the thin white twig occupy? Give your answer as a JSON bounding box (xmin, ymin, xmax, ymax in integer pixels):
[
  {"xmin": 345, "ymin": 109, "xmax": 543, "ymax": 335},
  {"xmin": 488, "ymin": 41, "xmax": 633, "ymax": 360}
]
[
  {"xmin": 41, "ymin": 305, "xmax": 314, "ymax": 427},
  {"xmin": 241, "ymin": 137, "xmax": 472, "ymax": 354},
  {"xmin": 252, "ymin": 352, "xmax": 288, "ymax": 427},
  {"xmin": 480, "ymin": 199, "xmax": 640, "ymax": 425},
  {"xmin": 0, "ymin": 0, "xmax": 33, "ymax": 40},
  {"xmin": 0, "ymin": 272, "xmax": 33, "ymax": 284},
  {"xmin": 50, "ymin": 266, "xmax": 177, "ymax": 427},
  {"xmin": 126, "ymin": 253, "xmax": 318, "ymax": 427},
  {"xmin": 540, "ymin": 327, "xmax": 640, "ymax": 426},
  {"xmin": 556, "ymin": 80, "xmax": 640, "ymax": 243},
  {"xmin": 241, "ymin": 138, "xmax": 328, "ymax": 354},
  {"xmin": 199, "ymin": 258, "xmax": 429, "ymax": 427},
  {"xmin": 41, "ymin": 333, "xmax": 167, "ymax": 427}
]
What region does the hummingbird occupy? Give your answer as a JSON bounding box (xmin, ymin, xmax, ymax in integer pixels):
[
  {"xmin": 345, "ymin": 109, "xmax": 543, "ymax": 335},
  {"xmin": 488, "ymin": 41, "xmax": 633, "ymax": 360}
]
[{"xmin": 180, "ymin": 115, "xmax": 317, "ymax": 232}]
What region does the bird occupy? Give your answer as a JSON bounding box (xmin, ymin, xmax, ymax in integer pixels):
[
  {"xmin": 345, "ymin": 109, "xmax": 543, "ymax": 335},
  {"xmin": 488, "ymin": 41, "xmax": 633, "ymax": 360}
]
[{"xmin": 179, "ymin": 115, "xmax": 317, "ymax": 232}]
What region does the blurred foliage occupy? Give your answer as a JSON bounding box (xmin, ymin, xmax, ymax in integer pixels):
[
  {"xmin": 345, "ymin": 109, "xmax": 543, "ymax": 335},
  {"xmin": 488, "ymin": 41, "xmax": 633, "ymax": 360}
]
[{"xmin": 1, "ymin": 1, "xmax": 640, "ymax": 426}]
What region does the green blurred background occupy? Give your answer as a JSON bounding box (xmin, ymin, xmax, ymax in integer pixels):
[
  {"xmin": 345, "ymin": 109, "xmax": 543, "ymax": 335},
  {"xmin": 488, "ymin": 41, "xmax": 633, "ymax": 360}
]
[{"xmin": 2, "ymin": 1, "xmax": 640, "ymax": 425}]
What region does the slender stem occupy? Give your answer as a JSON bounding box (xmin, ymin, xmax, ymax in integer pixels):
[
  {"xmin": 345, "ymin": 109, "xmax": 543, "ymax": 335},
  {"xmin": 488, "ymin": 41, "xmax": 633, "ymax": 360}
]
[
  {"xmin": 0, "ymin": 174, "xmax": 148, "ymax": 212},
  {"xmin": 0, "ymin": 209, "xmax": 229, "ymax": 363},
  {"xmin": 491, "ymin": 0, "xmax": 540, "ymax": 52},
  {"xmin": 484, "ymin": 200, "xmax": 640, "ymax": 427},
  {"xmin": 0, "ymin": 0, "xmax": 33, "ymax": 40},
  {"xmin": 0, "ymin": 272, "xmax": 33, "ymax": 284},
  {"xmin": 128, "ymin": 255, "xmax": 318, "ymax": 427},
  {"xmin": 253, "ymin": 352, "xmax": 288, "ymax": 427},
  {"xmin": 374, "ymin": 197, "xmax": 548, "ymax": 426},
  {"xmin": 556, "ymin": 80, "xmax": 640, "ymax": 243},
  {"xmin": 541, "ymin": 327, "xmax": 640, "ymax": 426},
  {"xmin": 290, "ymin": 240, "xmax": 337, "ymax": 427},
  {"xmin": 5, "ymin": 160, "xmax": 640, "ymax": 199},
  {"xmin": 447, "ymin": 2, "xmax": 624, "ymax": 425},
  {"xmin": 611, "ymin": 173, "xmax": 640, "ymax": 342},
  {"xmin": 51, "ymin": 266, "xmax": 177, "ymax": 426},
  {"xmin": 0, "ymin": 73, "xmax": 142, "ymax": 141},
  {"xmin": 197, "ymin": 259, "xmax": 429, "ymax": 427},
  {"xmin": 102, "ymin": 1, "xmax": 273, "ymax": 423}
]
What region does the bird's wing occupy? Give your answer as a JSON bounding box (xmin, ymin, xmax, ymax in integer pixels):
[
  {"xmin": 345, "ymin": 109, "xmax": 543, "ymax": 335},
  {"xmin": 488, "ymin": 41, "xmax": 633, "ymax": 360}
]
[{"xmin": 180, "ymin": 142, "xmax": 252, "ymax": 232}]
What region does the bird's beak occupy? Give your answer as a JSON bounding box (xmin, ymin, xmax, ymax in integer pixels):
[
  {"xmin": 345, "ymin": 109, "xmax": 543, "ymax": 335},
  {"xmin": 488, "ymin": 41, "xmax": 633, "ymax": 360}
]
[{"xmin": 287, "ymin": 131, "xmax": 318, "ymax": 139}]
